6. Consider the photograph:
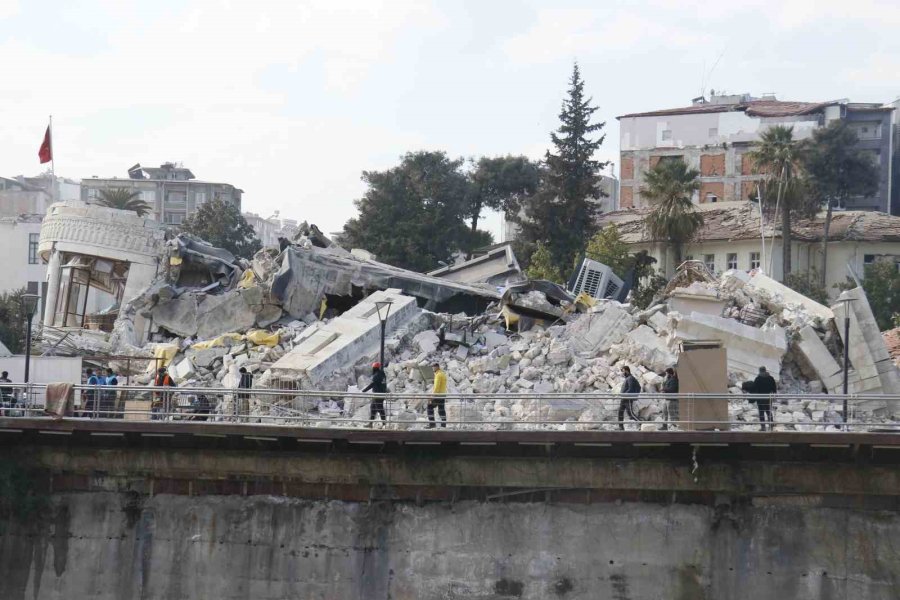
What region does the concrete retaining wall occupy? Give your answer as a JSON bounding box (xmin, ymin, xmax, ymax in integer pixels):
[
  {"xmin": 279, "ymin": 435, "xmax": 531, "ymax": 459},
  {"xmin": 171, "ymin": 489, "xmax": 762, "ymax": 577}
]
[{"xmin": 0, "ymin": 492, "xmax": 898, "ymax": 600}]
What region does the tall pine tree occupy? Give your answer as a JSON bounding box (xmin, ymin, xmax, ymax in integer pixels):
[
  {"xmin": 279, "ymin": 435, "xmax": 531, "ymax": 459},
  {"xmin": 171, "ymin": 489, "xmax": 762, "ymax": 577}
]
[{"xmin": 516, "ymin": 63, "xmax": 609, "ymax": 275}]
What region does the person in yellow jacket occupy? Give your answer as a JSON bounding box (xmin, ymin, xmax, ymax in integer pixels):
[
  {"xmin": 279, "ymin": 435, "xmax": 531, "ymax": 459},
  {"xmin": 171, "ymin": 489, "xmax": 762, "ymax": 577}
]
[{"xmin": 427, "ymin": 362, "xmax": 447, "ymax": 428}]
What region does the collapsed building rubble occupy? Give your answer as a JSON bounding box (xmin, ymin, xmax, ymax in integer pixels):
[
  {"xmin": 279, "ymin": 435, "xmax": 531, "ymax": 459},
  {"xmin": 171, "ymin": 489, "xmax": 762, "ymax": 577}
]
[{"xmin": 35, "ymin": 204, "xmax": 900, "ymax": 431}]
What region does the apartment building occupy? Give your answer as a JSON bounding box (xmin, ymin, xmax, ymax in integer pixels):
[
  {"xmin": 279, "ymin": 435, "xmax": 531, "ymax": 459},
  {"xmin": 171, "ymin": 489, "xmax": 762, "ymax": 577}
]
[
  {"xmin": 618, "ymin": 94, "xmax": 895, "ymax": 214},
  {"xmin": 81, "ymin": 162, "xmax": 242, "ymax": 226}
]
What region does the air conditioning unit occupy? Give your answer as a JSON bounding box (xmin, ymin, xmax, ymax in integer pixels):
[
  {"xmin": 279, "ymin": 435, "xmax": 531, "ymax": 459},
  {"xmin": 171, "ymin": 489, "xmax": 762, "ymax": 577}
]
[{"xmin": 569, "ymin": 258, "xmax": 624, "ymax": 300}]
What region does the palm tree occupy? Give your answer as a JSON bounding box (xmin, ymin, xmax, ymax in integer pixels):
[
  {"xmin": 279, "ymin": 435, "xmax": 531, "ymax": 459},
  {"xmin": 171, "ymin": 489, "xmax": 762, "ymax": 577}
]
[
  {"xmin": 642, "ymin": 158, "xmax": 703, "ymax": 274},
  {"xmin": 747, "ymin": 126, "xmax": 804, "ymax": 278},
  {"xmin": 96, "ymin": 188, "xmax": 152, "ymax": 217}
]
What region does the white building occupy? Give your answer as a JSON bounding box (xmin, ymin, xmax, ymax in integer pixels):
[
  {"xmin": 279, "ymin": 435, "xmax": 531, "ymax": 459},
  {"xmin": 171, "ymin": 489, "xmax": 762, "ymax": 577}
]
[
  {"xmin": 243, "ymin": 212, "xmax": 299, "ymax": 249},
  {"xmin": 0, "ymin": 174, "xmax": 81, "ymax": 319}
]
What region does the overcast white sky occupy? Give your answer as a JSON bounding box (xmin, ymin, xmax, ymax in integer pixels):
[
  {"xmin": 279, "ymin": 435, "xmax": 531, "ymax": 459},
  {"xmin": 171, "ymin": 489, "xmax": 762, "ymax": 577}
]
[{"xmin": 2, "ymin": 0, "xmax": 898, "ymax": 238}]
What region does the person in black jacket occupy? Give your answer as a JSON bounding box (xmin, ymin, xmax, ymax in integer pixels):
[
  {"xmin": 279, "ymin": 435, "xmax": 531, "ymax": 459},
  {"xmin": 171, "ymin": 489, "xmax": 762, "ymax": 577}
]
[
  {"xmin": 752, "ymin": 366, "xmax": 777, "ymax": 431},
  {"xmin": 661, "ymin": 367, "xmax": 679, "ymax": 431},
  {"xmin": 618, "ymin": 365, "xmax": 642, "ymax": 430},
  {"xmin": 237, "ymin": 367, "xmax": 253, "ymax": 417},
  {"xmin": 363, "ymin": 362, "xmax": 388, "ymax": 424}
]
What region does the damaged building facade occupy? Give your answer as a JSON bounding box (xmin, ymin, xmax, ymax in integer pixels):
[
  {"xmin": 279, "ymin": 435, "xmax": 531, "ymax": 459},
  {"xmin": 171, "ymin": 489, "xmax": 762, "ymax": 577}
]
[
  {"xmin": 618, "ymin": 93, "xmax": 895, "ymax": 213},
  {"xmin": 600, "ymin": 200, "xmax": 900, "ymax": 286},
  {"xmin": 38, "ymin": 203, "xmax": 165, "ymax": 338}
]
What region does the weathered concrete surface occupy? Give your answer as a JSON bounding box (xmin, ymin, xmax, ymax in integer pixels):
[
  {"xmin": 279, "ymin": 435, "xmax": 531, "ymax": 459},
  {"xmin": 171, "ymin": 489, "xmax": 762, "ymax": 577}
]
[
  {"xmin": 1, "ymin": 492, "xmax": 899, "ymax": 600},
  {"xmin": 673, "ymin": 311, "xmax": 787, "ymax": 378}
]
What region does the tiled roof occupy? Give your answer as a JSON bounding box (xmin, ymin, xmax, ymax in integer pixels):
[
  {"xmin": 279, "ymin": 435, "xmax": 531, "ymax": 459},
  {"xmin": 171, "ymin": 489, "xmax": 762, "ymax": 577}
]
[
  {"xmin": 617, "ymin": 100, "xmax": 832, "ymax": 120},
  {"xmin": 883, "ymin": 327, "xmax": 900, "ymax": 366},
  {"xmin": 598, "ymin": 201, "xmax": 900, "ymax": 244}
]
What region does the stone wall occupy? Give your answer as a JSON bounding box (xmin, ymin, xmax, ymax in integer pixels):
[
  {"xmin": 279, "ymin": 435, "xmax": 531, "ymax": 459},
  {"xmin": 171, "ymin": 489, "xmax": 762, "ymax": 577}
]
[
  {"xmin": 0, "ymin": 492, "xmax": 898, "ymax": 600},
  {"xmin": 38, "ymin": 203, "xmax": 165, "ymax": 265}
]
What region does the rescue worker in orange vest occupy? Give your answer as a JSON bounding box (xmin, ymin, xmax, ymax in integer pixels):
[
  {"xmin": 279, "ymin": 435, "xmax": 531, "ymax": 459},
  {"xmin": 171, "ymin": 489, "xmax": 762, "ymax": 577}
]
[{"xmin": 152, "ymin": 367, "xmax": 176, "ymax": 420}]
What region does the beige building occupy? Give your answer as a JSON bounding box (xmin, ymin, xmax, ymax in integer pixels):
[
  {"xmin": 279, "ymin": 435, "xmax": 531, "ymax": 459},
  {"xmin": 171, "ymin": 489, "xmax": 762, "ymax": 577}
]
[{"xmin": 599, "ymin": 201, "xmax": 900, "ymax": 297}]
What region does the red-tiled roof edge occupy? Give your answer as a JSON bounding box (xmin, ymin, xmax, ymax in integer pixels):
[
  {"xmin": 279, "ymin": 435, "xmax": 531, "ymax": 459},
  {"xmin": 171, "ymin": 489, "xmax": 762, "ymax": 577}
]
[{"xmin": 617, "ymin": 100, "xmax": 838, "ymax": 120}]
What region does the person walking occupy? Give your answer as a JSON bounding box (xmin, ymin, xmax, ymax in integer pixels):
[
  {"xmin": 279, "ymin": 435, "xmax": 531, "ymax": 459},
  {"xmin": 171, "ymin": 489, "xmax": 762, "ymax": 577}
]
[
  {"xmin": 152, "ymin": 367, "xmax": 176, "ymax": 420},
  {"xmin": 427, "ymin": 362, "xmax": 448, "ymax": 429},
  {"xmin": 0, "ymin": 371, "xmax": 13, "ymax": 409},
  {"xmin": 237, "ymin": 367, "xmax": 253, "ymax": 418},
  {"xmin": 102, "ymin": 367, "xmax": 119, "ymax": 417},
  {"xmin": 618, "ymin": 365, "xmax": 642, "ymax": 430},
  {"xmin": 752, "ymin": 366, "xmax": 777, "ymax": 431},
  {"xmin": 362, "ymin": 362, "xmax": 387, "ymax": 425},
  {"xmin": 661, "ymin": 367, "xmax": 679, "ymax": 431},
  {"xmin": 83, "ymin": 368, "xmax": 101, "ymax": 417}
]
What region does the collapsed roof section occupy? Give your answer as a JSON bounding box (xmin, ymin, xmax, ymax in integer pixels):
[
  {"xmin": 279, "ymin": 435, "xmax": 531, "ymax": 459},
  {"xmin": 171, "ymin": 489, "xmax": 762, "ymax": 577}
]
[{"xmin": 271, "ymin": 244, "xmax": 501, "ymax": 317}]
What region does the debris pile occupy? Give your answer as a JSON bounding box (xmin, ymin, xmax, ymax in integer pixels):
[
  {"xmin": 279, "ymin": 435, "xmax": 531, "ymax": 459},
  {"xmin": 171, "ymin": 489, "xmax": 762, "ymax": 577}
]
[{"xmin": 40, "ymin": 217, "xmax": 900, "ymax": 431}]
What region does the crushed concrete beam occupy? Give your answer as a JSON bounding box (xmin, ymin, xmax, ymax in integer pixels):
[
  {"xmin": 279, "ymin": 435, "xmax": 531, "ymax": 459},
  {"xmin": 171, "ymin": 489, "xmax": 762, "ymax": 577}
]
[
  {"xmin": 269, "ymin": 289, "xmax": 419, "ymax": 388},
  {"xmin": 833, "ymin": 287, "xmax": 900, "ymax": 395},
  {"xmin": 794, "ymin": 326, "xmax": 845, "ymax": 393},
  {"xmin": 271, "ymin": 246, "xmax": 499, "ymax": 317}
]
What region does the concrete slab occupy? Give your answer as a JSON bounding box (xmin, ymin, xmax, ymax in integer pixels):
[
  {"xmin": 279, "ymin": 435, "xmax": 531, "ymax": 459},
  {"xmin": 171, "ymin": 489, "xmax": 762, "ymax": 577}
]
[
  {"xmin": 673, "ymin": 312, "xmax": 787, "ymax": 378},
  {"xmin": 270, "ymin": 289, "xmax": 420, "ymax": 387}
]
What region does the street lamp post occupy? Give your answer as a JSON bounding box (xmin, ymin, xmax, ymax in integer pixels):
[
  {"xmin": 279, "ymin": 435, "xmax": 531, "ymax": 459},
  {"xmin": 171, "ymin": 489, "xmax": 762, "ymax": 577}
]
[
  {"xmin": 374, "ymin": 301, "xmax": 393, "ymax": 367},
  {"xmin": 20, "ymin": 294, "xmax": 40, "ymax": 384},
  {"xmin": 834, "ymin": 297, "xmax": 855, "ymax": 427}
]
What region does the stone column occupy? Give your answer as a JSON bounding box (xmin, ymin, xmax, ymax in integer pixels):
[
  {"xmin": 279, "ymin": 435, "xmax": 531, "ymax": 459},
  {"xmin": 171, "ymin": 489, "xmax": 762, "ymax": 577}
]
[{"xmin": 43, "ymin": 248, "xmax": 62, "ymax": 326}]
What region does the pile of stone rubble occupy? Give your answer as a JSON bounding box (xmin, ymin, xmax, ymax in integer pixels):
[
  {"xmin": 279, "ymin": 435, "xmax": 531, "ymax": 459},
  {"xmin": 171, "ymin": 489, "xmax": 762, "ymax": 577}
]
[{"xmin": 48, "ymin": 222, "xmax": 900, "ymax": 432}]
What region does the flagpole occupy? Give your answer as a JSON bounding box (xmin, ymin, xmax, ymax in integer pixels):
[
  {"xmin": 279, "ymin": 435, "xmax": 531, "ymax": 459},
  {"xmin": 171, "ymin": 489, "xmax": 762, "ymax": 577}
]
[{"xmin": 49, "ymin": 115, "xmax": 56, "ymax": 202}]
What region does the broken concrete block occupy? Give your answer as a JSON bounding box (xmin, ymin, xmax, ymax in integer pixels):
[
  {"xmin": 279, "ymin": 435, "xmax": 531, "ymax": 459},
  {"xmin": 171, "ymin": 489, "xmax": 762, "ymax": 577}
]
[
  {"xmin": 483, "ymin": 331, "xmax": 507, "ymax": 350},
  {"xmin": 533, "ymin": 381, "xmax": 554, "ymax": 394},
  {"xmin": 151, "ymin": 295, "xmax": 200, "ymax": 337},
  {"xmin": 414, "ymin": 330, "xmax": 440, "ymax": 354},
  {"xmin": 668, "ymin": 283, "xmax": 727, "ymax": 317},
  {"xmin": 547, "ymin": 348, "xmax": 571, "ymax": 366},
  {"xmin": 171, "ymin": 357, "xmax": 195, "ymax": 382},
  {"xmin": 673, "ymin": 311, "xmax": 787, "ymax": 378},
  {"xmin": 566, "ymin": 302, "xmax": 636, "ymax": 354},
  {"xmin": 646, "ymin": 311, "xmax": 669, "ymax": 333},
  {"xmin": 195, "ymin": 289, "xmax": 260, "ymax": 340},
  {"xmin": 794, "ymin": 326, "xmax": 844, "ymax": 393},
  {"xmin": 187, "ymin": 347, "xmax": 228, "ymax": 369},
  {"xmin": 745, "ymin": 272, "xmax": 834, "ymax": 323},
  {"xmin": 255, "ymin": 304, "xmax": 283, "ymax": 328}
]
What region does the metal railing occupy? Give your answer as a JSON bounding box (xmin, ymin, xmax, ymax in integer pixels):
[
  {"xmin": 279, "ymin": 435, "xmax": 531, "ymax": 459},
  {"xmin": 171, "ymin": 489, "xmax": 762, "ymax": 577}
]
[{"xmin": 1, "ymin": 383, "xmax": 899, "ymax": 432}]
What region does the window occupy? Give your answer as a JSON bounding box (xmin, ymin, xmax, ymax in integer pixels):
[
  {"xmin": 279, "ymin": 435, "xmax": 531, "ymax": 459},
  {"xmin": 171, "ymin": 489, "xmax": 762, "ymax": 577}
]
[
  {"xmin": 685, "ymin": 255, "xmax": 693, "ymax": 261},
  {"xmin": 704, "ymin": 254, "xmax": 715, "ymax": 273},
  {"xmin": 705, "ymin": 193, "xmax": 718, "ymax": 203},
  {"xmin": 164, "ymin": 212, "xmax": 185, "ymax": 225},
  {"xmin": 661, "ymin": 129, "xmax": 672, "ymax": 141},
  {"xmin": 140, "ymin": 190, "xmax": 155, "ymax": 204},
  {"xmin": 195, "ymin": 191, "xmax": 207, "ymax": 204},
  {"xmin": 864, "ymin": 254, "xmax": 876, "ymax": 266},
  {"xmin": 87, "ymin": 188, "xmax": 98, "ymax": 199},
  {"xmin": 727, "ymin": 253, "xmax": 737, "ymax": 270},
  {"xmin": 750, "ymin": 252, "xmax": 761, "ymax": 270},
  {"xmin": 165, "ymin": 192, "xmax": 186, "ymax": 205},
  {"xmin": 28, "ymin": 233, "xmax": 39, "ymax": 264},
  {"xmin": 708, "ymin": 127, "xmax": 718, "ymax": 138}
]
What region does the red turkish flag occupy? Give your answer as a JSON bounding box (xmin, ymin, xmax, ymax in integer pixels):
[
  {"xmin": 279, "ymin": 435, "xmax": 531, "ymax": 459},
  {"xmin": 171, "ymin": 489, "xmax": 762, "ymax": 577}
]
[{"xmin": 38, "ymin": 126, "xmax": 52, "ymax": 164}]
